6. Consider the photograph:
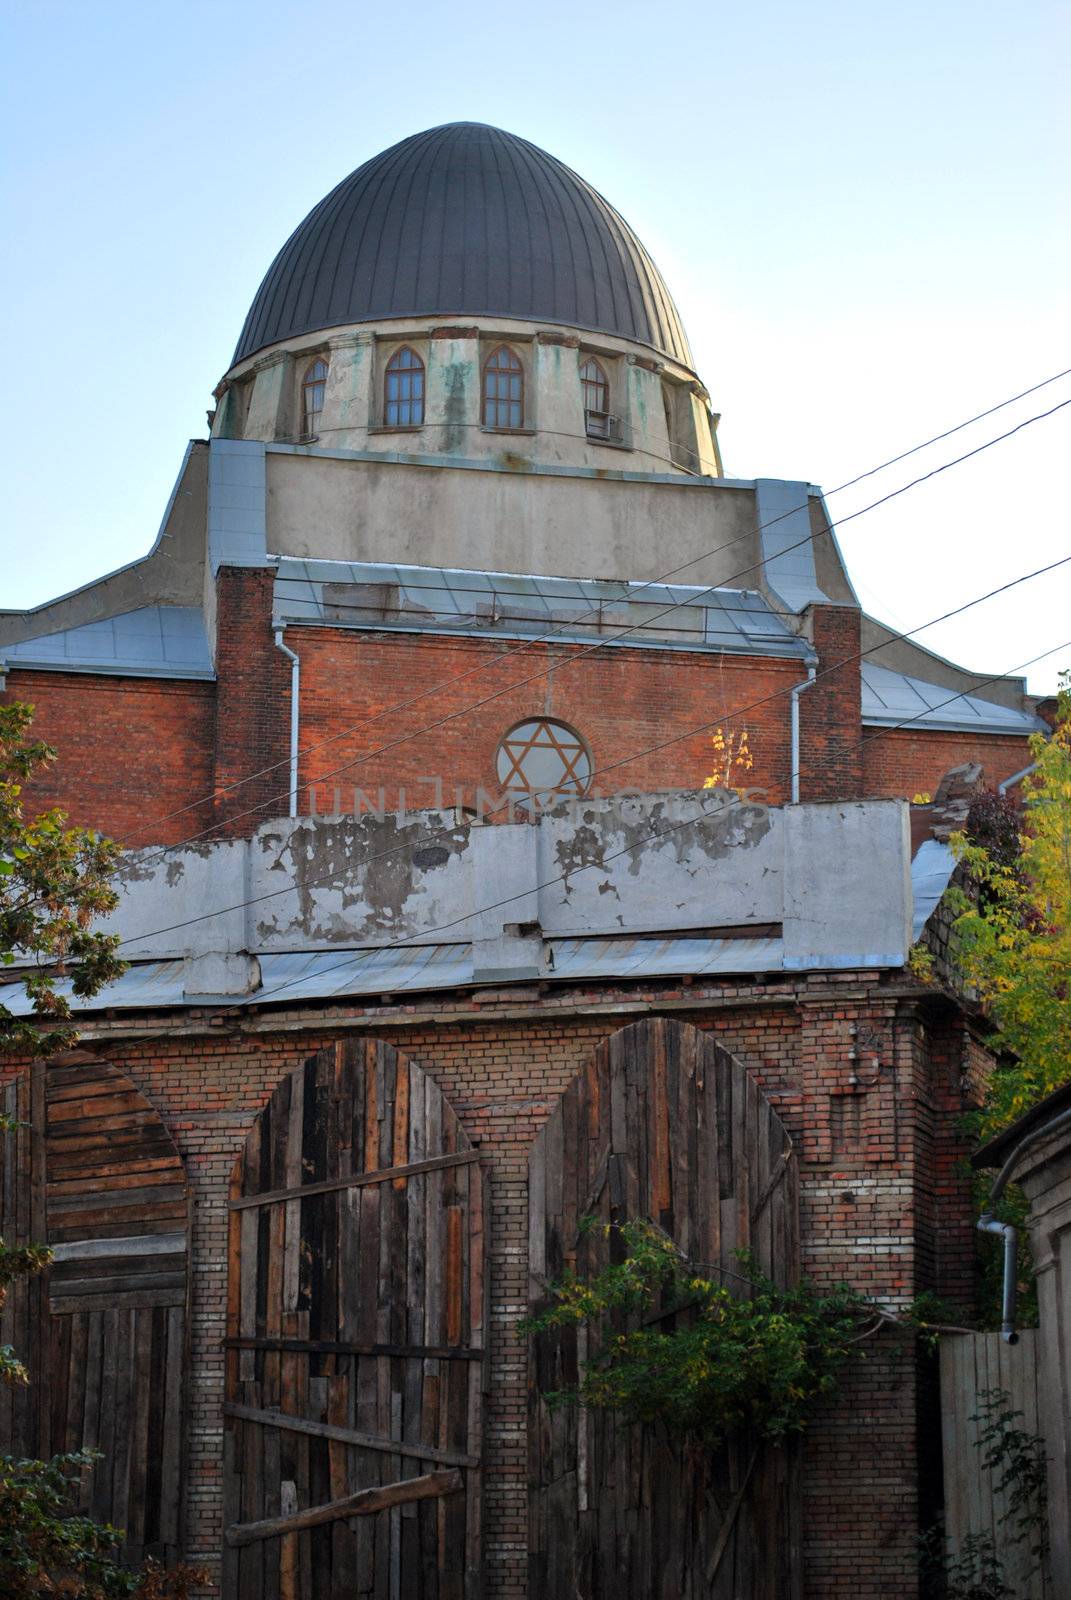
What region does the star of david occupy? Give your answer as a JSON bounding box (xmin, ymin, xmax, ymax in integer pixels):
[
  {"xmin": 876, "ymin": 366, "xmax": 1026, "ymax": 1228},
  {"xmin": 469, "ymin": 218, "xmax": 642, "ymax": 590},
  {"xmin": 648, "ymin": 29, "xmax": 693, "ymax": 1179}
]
[{"xmin": 496, "ymin": 719, "xmax": 590, "ymax": 803}]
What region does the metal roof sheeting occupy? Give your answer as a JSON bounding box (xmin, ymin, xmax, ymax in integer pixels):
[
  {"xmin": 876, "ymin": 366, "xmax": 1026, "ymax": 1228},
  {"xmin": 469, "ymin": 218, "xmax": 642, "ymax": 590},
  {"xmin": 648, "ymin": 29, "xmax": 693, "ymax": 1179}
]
[
  {"xmin": 233, "ymin": 123, "xmax": 693, "ymax": 368},
  {"xmin": 911, "ymin": 839, "xmax": 956, "ymax": 940},
  {"xmin": 3, "ymin": 923, "xmax": 920, "ymax": 1018},
  {"xmin": 0, "ymin": 606, "xmax": 215, "ymax": 681},
  {"xmin": 273, "ymin": 558, "xmax": 814, "ymax": 660},
  {"xmin": 861, "ymin": 662, "xmax": 1043, "ymax": 736}
]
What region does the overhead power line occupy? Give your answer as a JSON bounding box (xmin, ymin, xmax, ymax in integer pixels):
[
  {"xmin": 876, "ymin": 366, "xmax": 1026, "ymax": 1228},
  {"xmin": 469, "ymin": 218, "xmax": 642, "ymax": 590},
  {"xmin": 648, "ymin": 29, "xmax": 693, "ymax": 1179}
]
[
  {"xmin": 204, "ymin": 610, "xmax": 1071, "ymax": 1015},
  {"xmin": 121, "ymin": 383, "xmax": 1071, "ymax": 865},
  {"xmin": 856, "ymin": 640, "xmax": 1070, "ymax": 750},
  {"xmin": 115, "ymin": 549, "xmax": 1071, "ymax": 951}
]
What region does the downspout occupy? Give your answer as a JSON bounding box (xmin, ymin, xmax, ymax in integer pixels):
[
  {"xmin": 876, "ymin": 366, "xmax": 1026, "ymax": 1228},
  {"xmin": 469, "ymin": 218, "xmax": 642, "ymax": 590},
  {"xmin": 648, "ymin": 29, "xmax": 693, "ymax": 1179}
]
[
  {"xmin": 977, "ymin": 1103, "xmax": 1071, "ymax": 1342},
  {"xmin": 976, "ymin": 1217, "xmax": 1020, "ymax": 1344},
  {"xmin": 273, "ymin": 628, "xmax": 300, "ymax": 819},
  {"xmin": 998, "ymin": 761, "xmax": 1036, "ymax": 794},
  {"xmin": 789, "ymin": 667, "xmax": 817, "ymax": 804}
]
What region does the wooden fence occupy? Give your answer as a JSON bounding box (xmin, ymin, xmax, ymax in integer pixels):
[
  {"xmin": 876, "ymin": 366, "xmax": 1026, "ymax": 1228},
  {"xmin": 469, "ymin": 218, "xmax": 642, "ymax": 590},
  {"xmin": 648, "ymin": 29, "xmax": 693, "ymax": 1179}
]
[{"xmin": 940, "ymin": 1330, "xmax": 1048, "ymax": 1599}]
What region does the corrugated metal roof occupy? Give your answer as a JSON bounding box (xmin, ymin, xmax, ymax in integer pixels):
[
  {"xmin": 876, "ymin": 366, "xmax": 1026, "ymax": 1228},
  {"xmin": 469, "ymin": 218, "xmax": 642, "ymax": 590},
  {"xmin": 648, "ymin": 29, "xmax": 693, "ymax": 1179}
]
[
  {"xmin": 0, "ymin": 606, "xmax": 214, "ymax": 681},
  {"xmin": 273, "ymin": 558, "xmax": 814, "ymax": 660},
  {"xmin": 233, "ymin": 123, "xmax": 693, "ymax": 368},
  {"xmin": 861, "ymin": 662, "xmax": 1044, "ymax": 736}
]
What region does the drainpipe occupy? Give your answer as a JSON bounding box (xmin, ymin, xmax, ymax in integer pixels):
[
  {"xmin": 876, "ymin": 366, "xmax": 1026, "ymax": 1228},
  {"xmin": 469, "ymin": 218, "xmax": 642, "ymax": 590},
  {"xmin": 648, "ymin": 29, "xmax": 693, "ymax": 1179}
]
[
  {"xmin": 977, "ymin": 1103, "xmax": 1071, "ymax": 1342},
  {"xmin": 789, "ymin": 667, "xmax": 817, "ymax": 803},
  {"xmin": 998, "ymin": 761, "xmax": 1036, "ymax": 794},
  {"xmin": 976, "ymin": 1217, "xmax": 1020, "ymax": 1344},
  {"xmin": 273, "ymin": 628, "xmax": 300, "ymax": 819}
]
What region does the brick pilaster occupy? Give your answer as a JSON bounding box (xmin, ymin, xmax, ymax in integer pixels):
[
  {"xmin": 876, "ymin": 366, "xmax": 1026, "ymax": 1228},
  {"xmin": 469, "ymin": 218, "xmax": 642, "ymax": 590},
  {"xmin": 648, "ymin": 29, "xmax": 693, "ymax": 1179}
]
[
  {"xmin": 799, "ymin": 604, "xmax": 863, "ymax": 800},
  {"xmin": 211, "ymin": 566, "xmax": 291, "ymax": 834}
]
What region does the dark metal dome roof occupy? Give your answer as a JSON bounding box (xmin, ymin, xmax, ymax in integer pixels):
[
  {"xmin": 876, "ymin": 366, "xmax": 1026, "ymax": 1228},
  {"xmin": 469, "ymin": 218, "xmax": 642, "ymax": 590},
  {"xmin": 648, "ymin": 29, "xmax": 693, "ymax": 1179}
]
[{"xmin": 233, "ymin": 123, "xmax": 693, "ymax": 369}]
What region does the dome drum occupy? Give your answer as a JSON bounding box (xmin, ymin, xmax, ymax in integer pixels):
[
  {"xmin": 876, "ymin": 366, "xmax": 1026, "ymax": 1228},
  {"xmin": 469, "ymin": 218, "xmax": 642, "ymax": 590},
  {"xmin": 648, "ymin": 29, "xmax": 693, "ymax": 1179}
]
[{"xmin": 216, "ymin": 313, "xmax": 721, "ymax": 476}]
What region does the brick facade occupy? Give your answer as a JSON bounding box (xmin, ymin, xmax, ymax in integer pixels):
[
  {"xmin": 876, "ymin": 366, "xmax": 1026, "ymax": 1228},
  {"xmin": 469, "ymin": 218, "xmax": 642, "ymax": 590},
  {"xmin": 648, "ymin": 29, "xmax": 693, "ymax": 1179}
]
[
  {"xmin": 3, "ymin": 970, "xmax": 983, "ymax": 1599},
  {"xmin": 2, "ymin": 569, "xmax": 1038, "ymax": 846},
  {"xmin": 294, "ymin": 627, "xmax": 802, "ymax": 811},
  {"xmin": 211, "ymin": 567, "xmax": 291, "ymax": 835},
  {"xmin": 2, "ymin": 669, "xmax": 216, "ymax": 846},
  {"xmin": 862, "ymin": 727, "xmax": 1036, "ymax": 801}
]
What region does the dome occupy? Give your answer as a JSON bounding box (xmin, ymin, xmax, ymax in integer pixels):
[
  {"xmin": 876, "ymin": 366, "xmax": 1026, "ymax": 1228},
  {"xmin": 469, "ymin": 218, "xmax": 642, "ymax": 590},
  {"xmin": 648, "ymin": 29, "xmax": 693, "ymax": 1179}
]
[{"xmin": 233, "ymin": 123, "xmax": 694, "ymax": 370}]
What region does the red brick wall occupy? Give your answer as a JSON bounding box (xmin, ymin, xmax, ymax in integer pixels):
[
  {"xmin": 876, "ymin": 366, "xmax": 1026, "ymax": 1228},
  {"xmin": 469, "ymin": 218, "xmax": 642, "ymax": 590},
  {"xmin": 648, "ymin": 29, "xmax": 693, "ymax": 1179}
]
[
  {"xmin": 863, "ymin": 728, "xmax": 1034, "ymax": 801},
  {"xmin": 291, "ymin": 627, "xmax": 802, "ymax": 812},
  {"xmin": 3, "ymin": 974, "xmax": 982, "ymax": 1599},
  {"xmin": 799, "ymin": 606, "xmax": 862, "ymax": 801},
  {"xmin": 211, "ymin": 567, "xmax": 291, "ymax": 834},
  {"xmin": 5, "ymin": 571, "xmax": 1035, "ymax": 842},
  {"xmin": 1, "ymin": 670, "xmax": 216, "ymax": 846}
]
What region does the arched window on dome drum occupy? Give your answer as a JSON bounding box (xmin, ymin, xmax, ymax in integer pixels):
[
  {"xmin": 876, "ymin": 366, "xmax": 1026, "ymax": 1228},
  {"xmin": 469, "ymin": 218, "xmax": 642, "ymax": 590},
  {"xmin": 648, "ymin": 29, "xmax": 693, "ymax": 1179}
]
[
  {"xmin": 580, "ymin": 356, "xmax": 610, "ymax": 438},
  {"xmin": 482, "ymin": 344, "xmax": 524, "ymax": 430},
  {"xmin": 301, "ymin": 357, "xmax": 328, "ymax": 438},
  {"xmin": 384, "ymin": 346, "xmax": 425, "ymax": 427}
]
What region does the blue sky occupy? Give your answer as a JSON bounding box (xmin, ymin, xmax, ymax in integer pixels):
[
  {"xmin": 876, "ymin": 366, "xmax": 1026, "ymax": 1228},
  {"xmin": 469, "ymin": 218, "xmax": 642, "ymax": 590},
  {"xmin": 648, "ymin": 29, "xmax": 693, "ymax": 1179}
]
[{"xmin": 2, "ymin": 0, "xmax": 1068, "ymax": 690}]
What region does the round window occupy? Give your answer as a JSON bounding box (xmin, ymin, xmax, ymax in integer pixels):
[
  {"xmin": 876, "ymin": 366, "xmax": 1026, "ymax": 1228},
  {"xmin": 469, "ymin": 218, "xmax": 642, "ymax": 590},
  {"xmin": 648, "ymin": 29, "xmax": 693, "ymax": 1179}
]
[{"xmin": 495, "ymin": 718, "xmax": 591, "ymax": 808}]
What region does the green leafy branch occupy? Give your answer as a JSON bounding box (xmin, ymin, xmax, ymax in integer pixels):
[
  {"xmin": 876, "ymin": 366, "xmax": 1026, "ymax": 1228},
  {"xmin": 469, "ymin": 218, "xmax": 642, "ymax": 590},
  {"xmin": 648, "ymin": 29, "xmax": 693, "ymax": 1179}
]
[
  {"xmin": 1, "ymin": 702, "xmax": 126, "ymax": 1058},
  {"xmin": 522, "ymin": 1219, "xmax": 933, "ymax": 1446}
]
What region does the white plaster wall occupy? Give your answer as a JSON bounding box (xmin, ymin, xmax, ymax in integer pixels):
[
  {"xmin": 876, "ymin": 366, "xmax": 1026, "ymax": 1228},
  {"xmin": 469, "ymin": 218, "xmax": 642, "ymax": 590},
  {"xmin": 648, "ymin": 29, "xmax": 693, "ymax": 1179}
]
[
  {"xmin": 265, "ymin": 450, "xmax": 759, "ymax": 587},
  {"xmin": 98, "ymin": 798, "xmax": 911, "ymax": 975}
]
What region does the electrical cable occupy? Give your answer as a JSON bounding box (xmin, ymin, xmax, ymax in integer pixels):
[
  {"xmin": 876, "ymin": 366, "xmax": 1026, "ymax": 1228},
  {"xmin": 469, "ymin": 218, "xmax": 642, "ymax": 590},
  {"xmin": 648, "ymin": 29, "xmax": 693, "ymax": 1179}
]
[
  {"xmin": 120, "ymin": 388, "xmax": 1071, "ymax": 865},
  {"xmin": 858, "ymin": 641, "xmax": 1071, "ymax": 749},
  {"xmin": 113, "ymin": 549, "xmax": 1071, "ymax": 951},
  {"xmin": 125, "ymin": 366, "xmax": 1071, "ymax": 848}
]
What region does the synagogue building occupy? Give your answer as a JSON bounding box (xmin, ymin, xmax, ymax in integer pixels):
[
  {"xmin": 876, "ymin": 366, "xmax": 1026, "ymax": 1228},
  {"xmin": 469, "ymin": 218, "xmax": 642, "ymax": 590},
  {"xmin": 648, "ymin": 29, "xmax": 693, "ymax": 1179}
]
[{"xmin": 0, "ymin": 123, "xmax": 1046, "ymax": 1598}]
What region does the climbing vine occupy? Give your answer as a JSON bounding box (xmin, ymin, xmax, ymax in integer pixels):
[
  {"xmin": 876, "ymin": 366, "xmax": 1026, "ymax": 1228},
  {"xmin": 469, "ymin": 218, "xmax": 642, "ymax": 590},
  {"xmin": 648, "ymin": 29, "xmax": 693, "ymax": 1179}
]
[{"xmin": 522, "ymin": 1219, "xmax": 874, "ymax": 1446}]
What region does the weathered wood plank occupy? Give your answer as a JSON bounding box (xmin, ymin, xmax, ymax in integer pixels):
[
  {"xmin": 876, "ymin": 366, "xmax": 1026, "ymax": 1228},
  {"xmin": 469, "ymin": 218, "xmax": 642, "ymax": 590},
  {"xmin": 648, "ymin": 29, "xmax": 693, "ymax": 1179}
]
[
  {"xmin": 226, "ymin": 1041, "xmax": 484, "ymax": 1597},
  {"xmin": 224, "ymin": 1402, "xmax": 479, "ymax": 1468},
  {"xmin": 0, "ymin": 1060, "xmax": 191, "ymax": 1564},
  {"xmin": 226, "ymin": 1335, "xmax": 484, "ymax": 1360},
  {"xmin": 940, "ymin": 1331, "xmax": 1048, "ymax": 1600},
  {"xmin": 226, "ymin": 1468, "xmax": 463, "ymax": 1547},
  {"xmin": 528, "ymin": 1018, "xmax": 800, "ymax": 1600},
  {"xmin": 228, "ymin": 1149, "xmax": 482, "ymax": 1210}
]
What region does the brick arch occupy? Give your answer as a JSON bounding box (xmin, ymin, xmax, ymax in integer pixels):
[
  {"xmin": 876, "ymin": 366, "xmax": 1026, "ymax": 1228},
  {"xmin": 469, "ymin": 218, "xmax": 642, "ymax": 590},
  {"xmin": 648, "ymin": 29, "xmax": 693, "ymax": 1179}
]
[{"xmin": 527, "ymin": 1016, "xmax": 801, "ymax": 1599}]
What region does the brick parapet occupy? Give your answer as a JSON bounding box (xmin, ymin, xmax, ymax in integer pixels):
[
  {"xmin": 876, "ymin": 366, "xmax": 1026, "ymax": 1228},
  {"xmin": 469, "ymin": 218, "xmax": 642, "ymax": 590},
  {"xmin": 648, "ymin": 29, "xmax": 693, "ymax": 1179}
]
[
  {"xmin": 2, "ymin": 575, "xmax": 1039, "ymax": 849},
  {"xmin": 863, "ymin": 728, "xmax": 1035, "ymax": 802}
]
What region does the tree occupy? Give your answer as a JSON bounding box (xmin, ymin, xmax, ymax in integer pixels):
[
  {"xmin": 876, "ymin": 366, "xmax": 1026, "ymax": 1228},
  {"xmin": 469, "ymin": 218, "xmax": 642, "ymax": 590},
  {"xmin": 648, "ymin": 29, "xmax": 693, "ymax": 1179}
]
[
  {"xmin": 1, "ymin": 701, "xmax": 124, "ymax": 1059},
  {"xmin": 0, "ymin": 702, "xmax": 207, "ymax": 1596},
  {"xmin": 948, "ymin": 677, "xmax": 1071, "ymax": 1142}
]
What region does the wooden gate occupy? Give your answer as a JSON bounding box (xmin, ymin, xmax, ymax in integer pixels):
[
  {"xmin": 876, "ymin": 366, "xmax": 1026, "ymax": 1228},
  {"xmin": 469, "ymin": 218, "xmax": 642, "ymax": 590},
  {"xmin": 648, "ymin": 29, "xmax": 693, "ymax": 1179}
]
[
  {"xmin": 527, "ymin": 1017, "xmax": 801, "ymax": 1600},
  {"xmin": 224, "ymin": 1039, "xmax": 486, "ymax": 1599},
  {"xmin": 0, "ymin": 1054, "xmax": 189, "ymax": 1565}
]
